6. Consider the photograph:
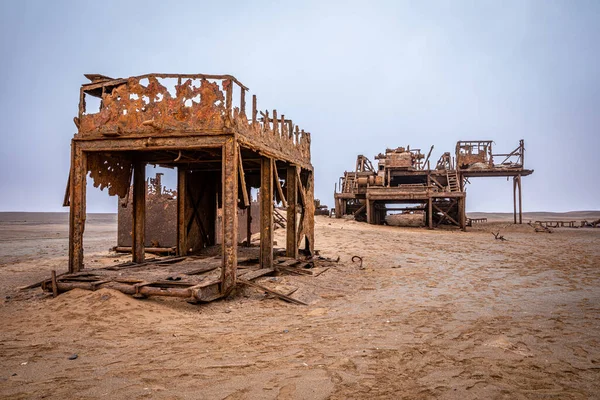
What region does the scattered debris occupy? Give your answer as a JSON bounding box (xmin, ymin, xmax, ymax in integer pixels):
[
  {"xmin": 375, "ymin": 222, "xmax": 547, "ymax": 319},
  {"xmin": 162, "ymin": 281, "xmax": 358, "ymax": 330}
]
[
  {"xmin": 492, "ymin": 232, "xmax": 507, "ymax": 241},
  {"xmin": 352, "ymin": 255, "xmax": 365, "ymax": 269}
]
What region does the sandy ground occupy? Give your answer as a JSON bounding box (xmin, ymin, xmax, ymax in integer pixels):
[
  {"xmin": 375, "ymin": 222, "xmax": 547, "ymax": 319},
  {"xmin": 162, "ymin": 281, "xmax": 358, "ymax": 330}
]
[{"xmin": 1, "ymin": 212, "xmax": 600, "ymax": 399}]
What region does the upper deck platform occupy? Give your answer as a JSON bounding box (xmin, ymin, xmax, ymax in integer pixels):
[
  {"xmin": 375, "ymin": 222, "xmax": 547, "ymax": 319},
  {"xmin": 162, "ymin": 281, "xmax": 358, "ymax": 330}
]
[{"xmin": 73, "ymin": 73, "xmax": 312, "ymax": 169}]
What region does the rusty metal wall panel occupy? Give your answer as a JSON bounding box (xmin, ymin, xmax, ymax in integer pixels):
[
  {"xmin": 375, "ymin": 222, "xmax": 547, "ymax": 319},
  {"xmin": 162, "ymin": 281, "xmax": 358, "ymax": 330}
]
[{"xmin": 118, "ymin": 175, "xmax": 177, "ymax": 248}]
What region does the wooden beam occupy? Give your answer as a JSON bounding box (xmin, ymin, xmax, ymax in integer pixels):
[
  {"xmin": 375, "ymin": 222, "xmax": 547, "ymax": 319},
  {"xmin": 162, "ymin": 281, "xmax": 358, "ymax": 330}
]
[
  {"xmin": 432, "ymin": 201, "xmax": 460, "ymax": 227},
  {"xmin": 246, "ymin": 182, "xmax": 252, "ymax": 247},
  {"xmin": 273, "ymin": 164, "xmax": 287, "ymax": 208},
  {"xmin": 428, "ymin": 198, "xmax": 433, "ymax": 229},
  {"xmin": 296, "ymin": 167, "xmax": 306, "ymax": 206},
  {"xmin": 132, "ymin": 161, "xmax": 146, "ymax": 263},
  {"xmin": 513, "ymin": 176, "xmax": 517, "ymax": 224},
  {"xmin": 177, "ymin": 167, "xmax": 187, "ymax": 256},
  {"xmin": 221, "ymin": 138, "xmax": 238, "ymax": 295},
  {"xmin": 303, "ymin": 170, "xmax": 315, "ymax": 255},
  {"xmin": 68, "ymin": 142, "xmax": 86, "ymax": 273},
  {"xmin": 286, "ymin": 165, "xmax": 298, "ymax": 258},
  {"xmin": 517, "ymin": 175, "xmax": 522, "ymax": 224},
  {"xmin": 260, "ymin": 157, "xmax": 274, "ymax": 268},
  {"xmin": 238, "ymin": 145, "xmax": 250, "ymax": 208}
]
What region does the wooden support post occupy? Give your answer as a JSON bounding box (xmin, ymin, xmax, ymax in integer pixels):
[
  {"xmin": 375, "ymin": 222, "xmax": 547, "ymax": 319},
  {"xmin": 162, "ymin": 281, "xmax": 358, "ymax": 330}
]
[
  {"xmin": 132, "ymin": 161, "xmax": 146, "ymax": 263},
  {"xmin": 221, "ymin": 138, "xmax": 238, "ymax": 295},
  {"xmin": 237, "ymin": 145, "xmax": 250, "ymax": 207},
  {"xmin": 286, "ymin": 165, "xmax": 298, "ymax": 258},
  {"xmin": 68, "ymin": 142, "xmax": 86, "ymax": 273},
  {"xmin": 428, "ymin": 198, "xmax": 433, "ymax": 229},
  {"xmin": 303, "ymin": 170, "xmax": 315, "ymax": 255},
  {"xmin": 517, "ymin": 175, "xmax": 522, "ymax": 224},
  {"xmin": 240, "ymin": 89, "xmax": 246, "ymax": 115},
  {"xmin": 366, "ymin": 199, "xmax": 373, "ymax": 224},
  {"xmin": 260, "ymin": 157, "xmax": 274, "ymax": 268},
  {"xmin": 513, "ymin": 176, "xmax": 517, "ymax": 224},
  {"xmin": 459, "ymin": 196, "xmax": 466, "ymax": 231},
  {"xmin": 177, "ymin": 166, "xmax": 187, "ymax": 256},
  {"xmin": 246, "ymin": 183, "xmax": 252, "ymax": 247},
  {"xmin": 252, "ymin": 95, "xmax": 257, "ymax": 125},
  {"xmin": 273, "ymin": 164, "xmax": 287, "ymax": 208}
]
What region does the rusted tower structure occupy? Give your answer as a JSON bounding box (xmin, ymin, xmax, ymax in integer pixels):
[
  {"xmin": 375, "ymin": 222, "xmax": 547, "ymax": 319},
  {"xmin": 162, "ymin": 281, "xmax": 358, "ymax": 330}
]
[{"xmin": 64, "ymin": 73, "xmax": 314, "ymax": 301}]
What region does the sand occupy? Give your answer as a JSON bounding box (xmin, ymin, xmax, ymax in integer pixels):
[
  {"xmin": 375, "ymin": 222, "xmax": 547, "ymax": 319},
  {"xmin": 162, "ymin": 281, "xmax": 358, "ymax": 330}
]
[{"xmin": 1, "ymin": 212, "xmax": 600, "ymax": 399}]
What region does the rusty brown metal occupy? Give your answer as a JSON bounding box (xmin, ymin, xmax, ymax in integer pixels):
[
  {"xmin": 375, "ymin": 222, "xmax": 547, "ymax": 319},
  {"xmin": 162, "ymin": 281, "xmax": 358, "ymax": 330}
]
[
  {"xmin": 334, "ymin": 140, "xmax": 533, "ymax": 229},
  {"xmin": 64, "ymin": 72, "xmax": 314, "ymax": 303}
]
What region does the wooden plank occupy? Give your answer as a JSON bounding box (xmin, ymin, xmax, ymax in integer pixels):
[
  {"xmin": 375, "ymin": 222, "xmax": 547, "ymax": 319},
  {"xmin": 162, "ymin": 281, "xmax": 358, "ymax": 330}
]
[
  {"xmin": 132, "ymin": 161, "xmax": 146, "ymax": 263},
  {"xmin": 260, "ymin": 157, "xmax": 274, "ymax": 268},
  {"xmin": 241, "ymin": 268, "xmax": 275, "ymax": 281},
  {"xmin": 296, "ymin": 167, "xmax": 306, "ymax": 206},
  {"xmin": 51, "ymin": 270, "xmax": 58, "ymax": 298},
  {"xmin": 238, "ymin": 279, "xmax": 307, "ymax": 305}
]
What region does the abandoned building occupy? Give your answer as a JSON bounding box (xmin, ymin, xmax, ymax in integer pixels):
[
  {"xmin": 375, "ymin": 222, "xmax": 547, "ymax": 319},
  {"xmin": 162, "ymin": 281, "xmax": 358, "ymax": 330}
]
[
  {"xmin": 333, "ymin": 140, "xmax": 533, "ymax": 228},
  {"xmin": 57, "ymin": 73, "xmax": 315, "ymax": 302}
]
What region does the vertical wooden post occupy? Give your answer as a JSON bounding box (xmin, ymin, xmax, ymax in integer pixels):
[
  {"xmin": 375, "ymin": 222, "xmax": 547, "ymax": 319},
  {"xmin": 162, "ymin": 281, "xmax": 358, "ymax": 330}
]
[
  {"xmin": 428, "ymin": 198, "xmax": 433, "ymax": 229},
  {"xmin": 68, "ymin": 143, "xmax": 86, "ymax": 273},
  {"xmin": 517, "ymin": 175, "xmax": 522, "ymax": 224},
  {"xmin": 240, "ymin": 89, "xmax": 246, "ymax": 115},
  {"xmin": 260, "ymin": 157, "xmax": 274, "ymax": 268},
  {"xmin": 513, "ymin": 176, "xmax": 517, "ymax": 224},
  {"xmin": 366, "ymin": 199, "xmax": 373, "ymax": 224},
  {"xmin": 132, "ymin": 161, "xmax": 146, "ymax": 263},
  {"xmin": 459, "ymin": 196, "xmax": 466, "ymax": 231},
  {"xmin": 221, "ymin": 138, "xmax": 238, "ymax": 295},
  {"xmin": 177, "ymin": 166, "xmax": 187, "ymax": 256},
  {"xmin": 286, "ymin": 165, "xmax": 298, "ymax": 258},
  {"xmin": 252, "ymin": 95, "xmax": 257, "ymax": 125},
  {"xmin": 245, "ymin": 184, "xmax": 252, "ymax": 247}
]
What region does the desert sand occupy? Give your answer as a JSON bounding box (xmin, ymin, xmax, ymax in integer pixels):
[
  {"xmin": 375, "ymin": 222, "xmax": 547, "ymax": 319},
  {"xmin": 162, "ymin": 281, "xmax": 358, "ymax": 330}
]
[{"xmin": 1, "ymin": 212, "xmax": 600, "ymax": 399}]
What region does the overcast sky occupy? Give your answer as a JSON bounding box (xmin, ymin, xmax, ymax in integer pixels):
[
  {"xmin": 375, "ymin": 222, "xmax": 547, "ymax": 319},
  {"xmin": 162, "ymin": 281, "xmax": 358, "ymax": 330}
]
[{"xmin": 0, "ymin": 0, "xmax": 598, "ymax": 213}]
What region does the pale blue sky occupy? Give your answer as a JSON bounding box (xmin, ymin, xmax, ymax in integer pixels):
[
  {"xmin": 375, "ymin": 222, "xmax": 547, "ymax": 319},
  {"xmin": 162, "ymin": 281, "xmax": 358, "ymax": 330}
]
[{"xmin": 0, "ymin": 0, "xmax": 598, "ymax": 212}]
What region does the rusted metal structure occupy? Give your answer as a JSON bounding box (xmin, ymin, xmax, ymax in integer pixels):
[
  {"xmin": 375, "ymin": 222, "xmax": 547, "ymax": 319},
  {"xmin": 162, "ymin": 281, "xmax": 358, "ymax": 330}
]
[
  {"xmin": 334, "ymin": 140, "xmax": 533, "ymax": 228},
  {"xmin": 334, "ymin": 146, "xmax": 466, "ymax": 229},
  {"xmin": 63, "ymin": 73, "xmax": 314, "ymax": 302},
  {"xmin": 456, "ymin": 139, "xmax": 533, "ymax": 224}
]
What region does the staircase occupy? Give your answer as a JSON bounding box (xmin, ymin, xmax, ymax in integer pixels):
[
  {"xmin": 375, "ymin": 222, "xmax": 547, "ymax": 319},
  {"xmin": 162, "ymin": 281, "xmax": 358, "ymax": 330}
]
[
  {"xmin": 274, "ymin": 207, "xmax": 286, "ymax": 229},
  {"xmin": 446, "ymin": 170, "xmax": 461, "ymax": 192}
]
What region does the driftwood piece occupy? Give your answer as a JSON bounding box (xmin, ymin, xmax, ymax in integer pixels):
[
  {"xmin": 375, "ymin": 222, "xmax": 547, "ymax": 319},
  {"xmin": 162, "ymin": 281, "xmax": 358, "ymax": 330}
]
[{"xmin": 238, "ymin": 279, "xmax": 307, "ymax": 305}]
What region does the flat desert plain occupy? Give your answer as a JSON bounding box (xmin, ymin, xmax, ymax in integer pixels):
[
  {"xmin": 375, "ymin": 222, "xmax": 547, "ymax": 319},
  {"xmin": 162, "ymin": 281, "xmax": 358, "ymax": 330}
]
[{"xmin": 1, "ymin": 212, "xmax": 599, "ymax": 399}]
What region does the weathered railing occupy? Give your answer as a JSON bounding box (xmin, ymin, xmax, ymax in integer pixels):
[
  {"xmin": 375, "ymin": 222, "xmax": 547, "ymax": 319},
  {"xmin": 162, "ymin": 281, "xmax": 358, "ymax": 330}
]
[{"xmin": 75, "ymin": 73, "xmax": 310, "ymax": 164}]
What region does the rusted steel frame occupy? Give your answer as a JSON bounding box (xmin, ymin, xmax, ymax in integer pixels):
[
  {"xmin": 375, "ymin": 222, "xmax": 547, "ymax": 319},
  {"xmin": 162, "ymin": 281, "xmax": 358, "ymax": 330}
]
[
  {"xmin": 177, "ymin": 166, "xmax": 187, "ymax": 256},
  {"xmin": 68, "ymin": 142, "xmax": 86, "ymax": 273},
  {"xmin": 76, "ymin": 135, "xmax": 228, "ymax": 151},
  {"xmin": 286, "ymin": 165, "xmax": 298, "ymax": 258},
  {"xmin": 236, "ymin": 134, "xmax": 312, "ymax": 171},
  {"xmin": 82, "ymin": 73, "xmax": 249, "ymax": 92},
  {"xmin": 273, "ymin": 110, "xmax": 279, "ymax": 136},
  {"xmin": 132, "ymin": 161, "xmax": 146, "ymax": 263},
  {"xmin": 432, "ymin": 200, "xmax": 459, "ymax": 227},
  {"xmin": 221, "ymin": 138, "xmax": 238, "ymax": 295},
  {"xmin": 429, "ymin": 174, "xmax": 446, "ymax": 190},
  {"xmin": 237, "ymin": 145, "xmax": 250, "ymax": 207},
  {"xmin": 260, "ymin": 157, "xmax": 274, "ymax": 268},
  {"xmin": 273, "ymin": 163, "xmax": 287, "ymax": 208}
]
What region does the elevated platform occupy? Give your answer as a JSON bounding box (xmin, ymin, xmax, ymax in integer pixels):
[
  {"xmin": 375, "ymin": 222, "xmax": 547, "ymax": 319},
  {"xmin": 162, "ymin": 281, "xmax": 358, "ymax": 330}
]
[{"xmin": 64, "ymin": 73, "xmax": 315, "ymax": 302}]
